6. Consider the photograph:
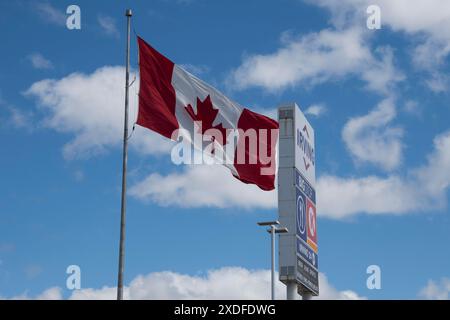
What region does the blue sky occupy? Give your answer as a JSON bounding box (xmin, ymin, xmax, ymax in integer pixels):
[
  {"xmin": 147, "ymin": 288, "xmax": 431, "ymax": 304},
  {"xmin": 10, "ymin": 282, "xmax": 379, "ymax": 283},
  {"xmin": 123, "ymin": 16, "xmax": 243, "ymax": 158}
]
[{"xmin": 1, "ymin": 0, "xmax": 450, "ymax": 299}]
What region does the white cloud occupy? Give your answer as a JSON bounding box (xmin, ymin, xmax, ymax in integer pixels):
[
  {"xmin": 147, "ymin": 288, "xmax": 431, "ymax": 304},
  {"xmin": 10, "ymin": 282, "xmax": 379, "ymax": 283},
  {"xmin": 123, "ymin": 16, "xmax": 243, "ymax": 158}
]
[
  {"xmin": 412, "ymin": 40, "xmax": 450, "ymax": 92},
  {"xmin": 25, "ymin": 66, "xmax": 173, "ymax": 159},
  {"xmin": 27, "ymin": 53, "xmax": 53, "ymax": 70},
  {"xmin": 317, "ymin": 273, "xmax": 365, "ymax": 300},
  {"xmin": 360, "ymin": 47, "xmax": 404, "ymax": 94},
  {"xmin": 9, "ymin": 267, "xmax": 360, "ymax": 300},
  {"xmin": 307, "ymin": 0, "xmax": 450, "ymax": 92},
  {"xmin": 71, "ymin": 269, "xmax": 363, "ymax": 300},
  {"xmin": 418, "ymin": 278, "xmax": 450, "ymax": 300},
  {"xmin": 129, "ymin": 127, "xmax": 450, "ymax": 219},
  {"xmin": 342, "ymin": 98, "xmax": 403, "ymax": 171},
  {"xmin": 130, "ymin": 164, "xmax": 277, "ymax": 210},
  {"xmin": 309, "ymin": 0, "xmax": 450, "ymax": 37},
  {"xmin": 318, "ymin": 130, "xmax": 450, "ymax": 219},
  {"xmin": 413, "ymin": 131, "xmax": 450, "ymax": 200},
  {"xmin": 412, "ymin": 39, "xmax": 450, "ymax": 72},
  {"xmin": 425, "ymin": 73, "xmax": 449, "ymax": 93},
  {"xmin": 316, "ymin": 175, "xmax": 417, "ymax": 219},
  {"xmin": 97, "ymin": 15, "xmax": 120, "ymax": 38},
  {"xmin": 6, "ymin": 287, "xmax": 62, "ymax": 300},
  {"xmin": 229, "ymin": 27, "xmax": 402, "ymax": 94},
  {"xmin": 305, "ymin": 104, "xmax": 327, "ymax": 117},
  {"xmin": 34, "ymin": 2, "xmax": 66, "ymax": 26},
  {"xmin": 36, "ymin": 287, "xmax": 62, "ymax": 300}
]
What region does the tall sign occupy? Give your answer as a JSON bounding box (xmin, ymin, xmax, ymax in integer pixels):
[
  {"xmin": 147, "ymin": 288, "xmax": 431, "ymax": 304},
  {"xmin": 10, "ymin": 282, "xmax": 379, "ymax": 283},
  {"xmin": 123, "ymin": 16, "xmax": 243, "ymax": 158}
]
[{"xmin": 278, "ymin": 103, "xmax": 318, "ymax": 297}]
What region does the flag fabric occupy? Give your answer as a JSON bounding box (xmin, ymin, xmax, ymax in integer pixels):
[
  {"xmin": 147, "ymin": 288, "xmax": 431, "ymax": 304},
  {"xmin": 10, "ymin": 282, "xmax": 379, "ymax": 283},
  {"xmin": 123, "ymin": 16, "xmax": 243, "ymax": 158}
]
[{"xmin": 137, "ymin": 36, "xmax": 278, "ymax": 191}]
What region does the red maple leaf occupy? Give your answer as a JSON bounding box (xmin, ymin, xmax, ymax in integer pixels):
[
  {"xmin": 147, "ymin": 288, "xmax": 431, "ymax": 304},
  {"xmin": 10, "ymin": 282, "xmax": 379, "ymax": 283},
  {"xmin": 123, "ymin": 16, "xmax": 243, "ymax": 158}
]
[{"xmin": 185, "ymin": 95, "xmax": 229, "ymax": 146}]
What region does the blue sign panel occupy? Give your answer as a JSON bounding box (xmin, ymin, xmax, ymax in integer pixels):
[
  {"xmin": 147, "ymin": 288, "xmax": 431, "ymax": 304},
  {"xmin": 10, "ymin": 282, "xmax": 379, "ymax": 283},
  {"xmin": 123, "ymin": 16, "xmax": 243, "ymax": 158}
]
[
  {"xmin": 296, "ymin": 188, "xmax": 307, "ymax": 243},
  {"xmin": 295, "ymin": 169, "xmax": 315, "ymax": 204},
  {"xmin": 296, "ymin": 237, "xmax": 318, "ymax": 270},
  {"xmin": 297, "ymin": 257, "xmax": 319, "ymax": 295},
  {"xmin": 296, "ymin": 167, "xmax": 319, "ymax": 295}
]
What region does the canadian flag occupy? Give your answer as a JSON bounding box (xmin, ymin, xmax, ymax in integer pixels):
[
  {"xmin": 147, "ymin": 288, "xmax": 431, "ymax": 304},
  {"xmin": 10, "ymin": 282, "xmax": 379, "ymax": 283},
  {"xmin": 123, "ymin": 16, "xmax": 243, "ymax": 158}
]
[{"xmin": 137, "ymin": 37, "xmax": 278, "ymax": 191}]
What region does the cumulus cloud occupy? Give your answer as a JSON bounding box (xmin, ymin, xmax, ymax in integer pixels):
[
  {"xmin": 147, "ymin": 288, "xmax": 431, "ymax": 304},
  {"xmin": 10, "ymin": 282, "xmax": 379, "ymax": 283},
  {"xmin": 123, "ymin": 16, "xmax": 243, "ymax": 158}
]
[
  {"xmin": 27, "ymin": 53, "xmax": 53, "ymax": 70},
  {"xmin": 71, "ymin": 269, "xmax": 363, "ymax": 300},
  {"xmin": 5, "ymin": 267, "xmax": 362, "ymax": 300},
  {"xmin": 229, "ymin": 27, "xmax": 402, "ymax": 94},
  {"xmin": 6, "ymin": 287, "xmax": 62, "ymax": 300},
  {"xmin": 130, "ymin": 164, "xmax": 277, "ymax": 210},
  {"xmin": 128, "ymin": 129, "xmax": 450, "ymax": 219},
  {"xmin": 318, "ymin": 130, "xmax": 450, "ymax": 218},
  {"xmin": 418, "ymin": 278, "xmax": 450, "ymax": 300},
  {"xmin": 36, "ymin": 287, "xmax": 63, "ymax": 300},
  {"xmin": 413, "ymin": 131, "xmax": 450, "ymax": 200},
  {"xmin": 25, "ymin": 66, "xmax": 173, "ymax": 159},
  {"xmin": 307, "ymin": 0, "xmax": 450, "ymax": 92},
  {"xmin": 305, "ymin": 104, "xmax": 327, "ymax": 117},
  {"xmin": 412, "ymin": 39, "xmax": 450, "ymax": 72},
  {"xmin": 342, "ymin": 98, "xmax": 403, "ymax": 171},
  {"xmin": 308, "ymin": 0, "xmax": 450, "ymax": 37},
  {"xmin": 410, "ymin": 38, "xmax": 450, "ymax": 93},
  {"xmin": 317, "ymin": 175, "xmax": 417, "ymax": 219}
]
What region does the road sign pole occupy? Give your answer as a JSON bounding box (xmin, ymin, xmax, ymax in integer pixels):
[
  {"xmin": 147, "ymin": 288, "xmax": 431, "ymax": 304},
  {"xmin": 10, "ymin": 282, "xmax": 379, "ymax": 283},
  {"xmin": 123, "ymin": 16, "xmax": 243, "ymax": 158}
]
[
  {"xmin": 286, "ymin": 281, "xmax": 297, "ymax": 300},
  {"xmin": 302, "ymin": 292, "xmax": 312, "ymax": 300}
]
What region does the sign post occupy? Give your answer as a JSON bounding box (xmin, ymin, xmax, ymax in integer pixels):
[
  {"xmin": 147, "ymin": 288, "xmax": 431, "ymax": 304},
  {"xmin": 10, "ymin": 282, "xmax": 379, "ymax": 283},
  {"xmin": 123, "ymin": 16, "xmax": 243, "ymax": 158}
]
[{"xmin": 278, "ymin": 103, "xmax": 318, "ymax": 299}]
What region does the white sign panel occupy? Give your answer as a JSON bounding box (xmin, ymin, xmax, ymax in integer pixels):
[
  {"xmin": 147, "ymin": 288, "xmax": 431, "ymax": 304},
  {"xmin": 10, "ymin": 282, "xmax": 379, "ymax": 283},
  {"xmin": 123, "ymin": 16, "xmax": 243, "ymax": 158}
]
[{"xmin": 294, "ymin": 108, "xmax": 315, "ymax": 186}]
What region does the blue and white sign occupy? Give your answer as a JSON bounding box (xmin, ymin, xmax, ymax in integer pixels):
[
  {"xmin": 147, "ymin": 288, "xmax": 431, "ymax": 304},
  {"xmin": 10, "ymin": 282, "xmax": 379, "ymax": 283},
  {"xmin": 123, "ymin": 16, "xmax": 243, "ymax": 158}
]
[
  {"xmin": 294, "ymin": 105, "xmax": 318, "ymax": 295},
  {"xmin": 296, "ymin": 170, "xmax": 315, "ymax": 203},
  {"xmin": 277, "ymin": 103, "xmax": 319, "ymax": 296}
]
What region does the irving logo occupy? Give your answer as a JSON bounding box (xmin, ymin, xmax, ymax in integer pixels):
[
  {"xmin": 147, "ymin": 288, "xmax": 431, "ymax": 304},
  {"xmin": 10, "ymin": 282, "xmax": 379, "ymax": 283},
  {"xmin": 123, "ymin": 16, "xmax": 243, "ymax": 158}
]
[{"xmin": 297, "ymin": 127, "xmax": 315, "ymax": 171}]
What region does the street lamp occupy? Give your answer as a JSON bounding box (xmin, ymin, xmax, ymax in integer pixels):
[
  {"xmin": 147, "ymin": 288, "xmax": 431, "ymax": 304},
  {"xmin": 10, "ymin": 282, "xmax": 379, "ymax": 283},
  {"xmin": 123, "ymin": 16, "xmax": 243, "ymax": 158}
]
[{"xmin": 257, "ymin": 220, "xmax": 288, "ymax": 300}]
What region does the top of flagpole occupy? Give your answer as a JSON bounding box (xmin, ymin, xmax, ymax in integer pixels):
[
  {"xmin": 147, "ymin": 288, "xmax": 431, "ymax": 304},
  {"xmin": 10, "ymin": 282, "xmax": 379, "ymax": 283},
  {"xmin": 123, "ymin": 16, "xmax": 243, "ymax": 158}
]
[{"xmin": 125, "ymin": 9, "xmax": 132, "ymax": 17}]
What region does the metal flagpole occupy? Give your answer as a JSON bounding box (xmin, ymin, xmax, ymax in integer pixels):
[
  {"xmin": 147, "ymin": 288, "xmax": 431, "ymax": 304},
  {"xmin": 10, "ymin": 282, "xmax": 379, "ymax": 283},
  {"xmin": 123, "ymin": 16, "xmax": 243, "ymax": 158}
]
[{"xmin": 117, "ymin": 8, "xmax": 132, "ymax": 301}]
